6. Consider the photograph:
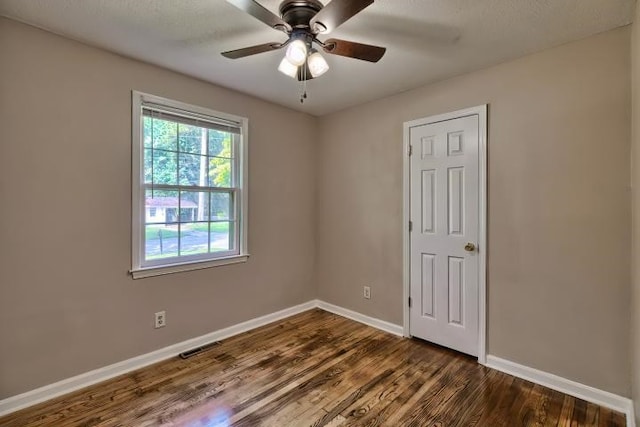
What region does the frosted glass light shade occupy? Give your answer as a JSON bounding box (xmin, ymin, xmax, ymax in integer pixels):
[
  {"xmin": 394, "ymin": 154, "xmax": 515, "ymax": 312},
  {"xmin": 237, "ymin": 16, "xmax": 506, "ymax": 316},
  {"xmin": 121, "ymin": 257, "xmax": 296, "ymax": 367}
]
[
  {"xmin": 278, "ymin": 57, "xmax": 298, "ymax": 78},
  {"xmin": 285, "ymin": 39, "xmax": 307, "ymax": 66},
  {"xmin": 307, "ymin": 50, "xmax": 329, "ymax": 77}
]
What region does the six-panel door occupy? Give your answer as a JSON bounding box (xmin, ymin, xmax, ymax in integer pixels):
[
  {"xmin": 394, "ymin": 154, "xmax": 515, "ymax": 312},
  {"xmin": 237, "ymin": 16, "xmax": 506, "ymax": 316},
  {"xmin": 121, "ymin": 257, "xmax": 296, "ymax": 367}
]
[{"xmin": 409, "ymin": 114, "xmax": 480, "ymax": 356}]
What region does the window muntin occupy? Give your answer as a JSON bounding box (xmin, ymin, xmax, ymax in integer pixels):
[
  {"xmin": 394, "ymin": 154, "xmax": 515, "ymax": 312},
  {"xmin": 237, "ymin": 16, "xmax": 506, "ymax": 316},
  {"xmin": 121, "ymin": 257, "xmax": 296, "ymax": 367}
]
[{"xmin": 132, "ymin": 92, "xmax": 247, "ymax": 275}]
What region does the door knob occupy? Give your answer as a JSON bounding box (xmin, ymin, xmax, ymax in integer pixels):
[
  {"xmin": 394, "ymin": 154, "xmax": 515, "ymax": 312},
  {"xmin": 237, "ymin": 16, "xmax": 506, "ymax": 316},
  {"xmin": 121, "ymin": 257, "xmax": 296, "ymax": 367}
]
[{"xmin": 464, "ymin": 242, "xmax": 476, "ymax": 252}]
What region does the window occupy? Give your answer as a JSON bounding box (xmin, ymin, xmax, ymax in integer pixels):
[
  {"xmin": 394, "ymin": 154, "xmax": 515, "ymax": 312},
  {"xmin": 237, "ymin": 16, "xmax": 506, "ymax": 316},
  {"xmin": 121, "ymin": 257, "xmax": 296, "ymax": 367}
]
[{"xmin": 131, "ymin": 91, "xmax": 248, "ymax": 279}]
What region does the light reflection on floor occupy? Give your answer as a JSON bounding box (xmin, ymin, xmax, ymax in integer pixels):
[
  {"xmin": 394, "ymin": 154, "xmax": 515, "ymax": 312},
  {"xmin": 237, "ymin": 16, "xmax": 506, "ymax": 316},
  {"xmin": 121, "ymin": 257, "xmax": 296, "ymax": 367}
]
[{"xmin": 178, "ymin": 405, "xmax": 233, "ymax": 427}]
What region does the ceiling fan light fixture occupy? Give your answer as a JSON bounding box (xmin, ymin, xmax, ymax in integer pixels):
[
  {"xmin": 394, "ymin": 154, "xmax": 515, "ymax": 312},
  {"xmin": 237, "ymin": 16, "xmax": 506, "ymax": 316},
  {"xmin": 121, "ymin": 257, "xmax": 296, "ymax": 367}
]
[
  {"xmin": 285, "ymin": 39, "xmax": 308, "ymax": 66},
  {"xmin": 278, "ymin": 57, "xmax": 299, "ymax": 78},
  {"xmin": 222, "ymin": 0, "xmax": 386, "ymax": 100},
  {"xmin": 307, "ymin": 49, "xmax": 329, "ymax": 77}
]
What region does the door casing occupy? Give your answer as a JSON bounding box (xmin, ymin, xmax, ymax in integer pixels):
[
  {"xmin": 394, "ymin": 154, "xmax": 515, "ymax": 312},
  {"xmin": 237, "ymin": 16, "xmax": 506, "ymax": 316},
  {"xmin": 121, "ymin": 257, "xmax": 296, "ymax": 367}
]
[{"xmin": 402, "ymin": 105, "xmax": 488, "ymax": 364}]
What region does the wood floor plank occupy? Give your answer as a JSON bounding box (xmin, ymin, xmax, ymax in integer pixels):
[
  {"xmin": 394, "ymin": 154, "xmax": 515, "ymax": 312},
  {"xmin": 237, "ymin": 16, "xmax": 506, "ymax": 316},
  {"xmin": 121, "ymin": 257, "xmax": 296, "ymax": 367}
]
[
  {"xmin": 425, "ymin": 364, "xmax": 496, "ymax": 427},
  {"xmin": 0, "ymin": 309, "xmax": 627, "ymax": 427},
  {"xmin": 159, "ymin": 314, "xmax": 372, "ymax": 425},
  {"xmin": 331, "ymin": 341, "xmax": 452, "ymax": 425},
  {"xmin": 559, "ymin": 394, "xmax": 577, "ymax": 427},
  {"xmin": 215, "ymin": 331, "xmax": 385, "ymax": 424},
  {"xmin": 398, "ymin": 357, "xmax": 494, "ymax": 427},
  {"xmin": 540, "ymin": 389, "xmax": 567, "ymax": 427},
  {"xmin": 341, "ymin": 354, "xmax": 446, "ymax": 427},
  {"xmin": 231, "ymin": 333, "xmax": 403, "ymax": 426},
  {"xmin": 336, "ymin": 358, "xmax": 425, "ymax": 425},
  {"xmin": 147, "ymin": 316, "xmax": 374, "ymax": 425},
  {"xmin": 382, "ymin": 353, "xmax": 481, "ymax": 426}
]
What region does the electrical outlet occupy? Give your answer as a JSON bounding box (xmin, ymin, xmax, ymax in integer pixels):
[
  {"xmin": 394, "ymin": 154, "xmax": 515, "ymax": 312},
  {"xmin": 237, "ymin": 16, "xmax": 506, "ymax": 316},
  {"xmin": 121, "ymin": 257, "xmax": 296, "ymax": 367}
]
[
  {"xmin": 154, "ymin": 311, "xmax": 166, "ymax": 329},
  {"xmin": 364, "ymin": 286, "xmax": 371, "ymax": 299}
]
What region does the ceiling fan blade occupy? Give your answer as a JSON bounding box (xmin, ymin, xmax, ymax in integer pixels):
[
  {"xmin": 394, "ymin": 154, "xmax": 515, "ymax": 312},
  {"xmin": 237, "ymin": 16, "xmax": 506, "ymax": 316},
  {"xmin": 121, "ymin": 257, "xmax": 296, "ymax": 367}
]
[
  {"xmin": 221, "ymin": 42, "xmax": 284, "ymax": 59},
  {"xmin": 322, "ymin": 38, "xmax": 386, "ymax": 62},
  {"xmin": 226, "ymin": 0, "xmax": 292, "ymax": 32},
  {"xmin": 310, "ymin": 0, "xmax": 374, "ymax": 34}
]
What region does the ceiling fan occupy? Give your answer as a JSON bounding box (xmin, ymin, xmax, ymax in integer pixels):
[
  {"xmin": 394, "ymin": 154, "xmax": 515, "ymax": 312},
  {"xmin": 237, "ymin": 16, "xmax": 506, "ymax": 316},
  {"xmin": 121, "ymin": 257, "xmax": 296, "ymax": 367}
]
[{"xmin": 221, "ymin": 0, "xmax": 386, "ymax": 81}]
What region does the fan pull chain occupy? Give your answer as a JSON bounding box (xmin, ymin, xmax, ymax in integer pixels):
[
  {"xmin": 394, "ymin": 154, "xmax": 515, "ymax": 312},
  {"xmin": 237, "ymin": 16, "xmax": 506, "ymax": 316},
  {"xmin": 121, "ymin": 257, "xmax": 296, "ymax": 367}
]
[{"xmin": 300, "ymin": 62, "xmax": 308, "ymax": 104}]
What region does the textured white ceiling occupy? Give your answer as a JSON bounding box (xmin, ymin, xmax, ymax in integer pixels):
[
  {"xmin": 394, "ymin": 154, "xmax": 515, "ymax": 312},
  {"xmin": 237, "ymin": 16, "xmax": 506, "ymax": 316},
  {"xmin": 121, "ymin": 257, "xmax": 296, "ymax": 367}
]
[{"xmin": 0, "ymin": 0, "xmax": 634, "ymax": 115}]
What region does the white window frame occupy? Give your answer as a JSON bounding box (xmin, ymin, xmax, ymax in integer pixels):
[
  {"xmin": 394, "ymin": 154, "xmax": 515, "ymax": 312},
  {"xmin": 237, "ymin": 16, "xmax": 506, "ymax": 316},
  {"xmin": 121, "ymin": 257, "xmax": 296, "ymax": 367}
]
[{"xmin": 130, "ymin": 91, "xmax": 249, "ymax": 279}]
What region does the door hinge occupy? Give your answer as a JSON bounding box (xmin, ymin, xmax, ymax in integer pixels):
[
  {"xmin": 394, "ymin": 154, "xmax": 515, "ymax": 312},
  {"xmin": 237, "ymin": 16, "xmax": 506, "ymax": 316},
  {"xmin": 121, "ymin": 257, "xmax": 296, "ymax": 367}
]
[
  {"xmin": 408, "ymin": 297, "xmax": 412, "ymax": 308},
  {"xmin": 408, "ymin": 145, "xmax": 413, "ymax": 156},
  {"xmin": 409, "ymin": 221, "xmax": 413, "ymax": 232}
]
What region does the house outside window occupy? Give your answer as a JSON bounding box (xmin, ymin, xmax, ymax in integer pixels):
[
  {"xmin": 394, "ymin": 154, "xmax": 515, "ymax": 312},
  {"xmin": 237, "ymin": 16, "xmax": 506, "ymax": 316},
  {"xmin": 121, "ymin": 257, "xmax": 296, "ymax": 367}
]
[{"xmin": 131, "ymin": 91, "xmax": 249, "ymax": 278}]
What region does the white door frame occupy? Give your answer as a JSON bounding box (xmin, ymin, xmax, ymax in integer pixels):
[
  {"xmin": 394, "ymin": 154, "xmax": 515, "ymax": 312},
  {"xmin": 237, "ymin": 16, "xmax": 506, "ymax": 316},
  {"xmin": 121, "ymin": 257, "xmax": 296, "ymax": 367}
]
[{"xmin": 402, "ymin": 104, "xmax": 488, "ymax": 364}]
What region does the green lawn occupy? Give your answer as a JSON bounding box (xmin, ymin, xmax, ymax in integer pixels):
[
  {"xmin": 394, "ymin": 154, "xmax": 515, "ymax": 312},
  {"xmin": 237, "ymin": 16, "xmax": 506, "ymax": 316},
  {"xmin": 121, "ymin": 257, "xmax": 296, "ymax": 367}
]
[
  {"xmin": 146, "ymin": 222, "xmax": 230, "ymax": 240},
  {"xmin": 147, "ymin": 247, "xmax": 209, "ymax": 260}
]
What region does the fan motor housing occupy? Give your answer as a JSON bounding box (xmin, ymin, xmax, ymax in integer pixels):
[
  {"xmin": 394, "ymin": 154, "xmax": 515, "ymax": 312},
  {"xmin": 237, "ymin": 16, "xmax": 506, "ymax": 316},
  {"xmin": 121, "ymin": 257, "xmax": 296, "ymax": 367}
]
[{"xmin": 279, "ymin": 0, "xmax": 324, "ymax": 29}]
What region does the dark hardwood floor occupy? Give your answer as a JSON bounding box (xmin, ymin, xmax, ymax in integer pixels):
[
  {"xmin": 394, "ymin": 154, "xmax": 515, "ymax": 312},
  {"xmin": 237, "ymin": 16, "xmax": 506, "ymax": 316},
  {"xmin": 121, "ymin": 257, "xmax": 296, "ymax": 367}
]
[{"xmin": 0, "ymin": 309, "xmax": 626, "ymax": 426}]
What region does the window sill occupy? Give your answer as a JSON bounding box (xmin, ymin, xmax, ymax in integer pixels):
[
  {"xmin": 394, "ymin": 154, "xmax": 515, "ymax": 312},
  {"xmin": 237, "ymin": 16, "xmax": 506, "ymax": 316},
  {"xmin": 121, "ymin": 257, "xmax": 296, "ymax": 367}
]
[{"xmin": 130, "ymin": 254, "xmax": 249, "ymax": 279}]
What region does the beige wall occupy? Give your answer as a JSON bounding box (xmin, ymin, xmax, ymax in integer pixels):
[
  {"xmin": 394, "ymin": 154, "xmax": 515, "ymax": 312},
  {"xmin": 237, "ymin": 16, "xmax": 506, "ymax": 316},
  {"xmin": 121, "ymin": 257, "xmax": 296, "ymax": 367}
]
[
  {"xmin": 317, "ymin": 27, "xmax": 632, "ymax": 396},
  {"xmin": 0, "ymin": 17, "xmax": 317, "ymax": 398},
  {"xmin": 0, "ymin": 16, "xmax": 634, "ymax": 403},
  {"xmin": 631, "ymin": 2, "xmax": 640, "ymax": 423}
]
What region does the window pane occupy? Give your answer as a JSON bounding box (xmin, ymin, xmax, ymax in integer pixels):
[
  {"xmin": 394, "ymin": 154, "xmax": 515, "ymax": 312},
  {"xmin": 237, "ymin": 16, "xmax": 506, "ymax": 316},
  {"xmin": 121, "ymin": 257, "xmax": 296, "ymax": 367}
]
[
  {"xmin": 180, "ymin": 191, "xmax": 208, "ymax": 222},
  {"xmin": 146, "ymin": 190, "xmax": 179, "ymax": 224},
  {"xmin": 179, "ymin": 153, "xmax": 207, "ymax": 187},
  {"xmin": 152, "ymin": 150, "xmax": 178, "ymax": 185},
  {"xmin": 211, "ymin": 192, "xmax": 233, "ymax": 220},
  {"xmin": 143, "ymin": 117, "xmax": 153, "ymax": 148},
  {"xmin": 145, "ymin": 224, "xmax": 179, "ymax": 260},
  {"xmin": 180, "ymin": 223, "xmax": 209, "ymax": 256},
  {"xmin": 144, "ymin": 148, "xmax": 153, "ymax": 184},
  {"xmin": 151, "ymin": 118, "xmax": 177, "ymax": 151},
  {"xmin": 209, "ymin": 157, "xmax": 232, "ymax": 187},
  {"xmin": 210, "ymin": 221, "xmax": 233, "ymax": 252},
  {"xmin": 179, "ymin": 124, "xmax": 205, "ymax": 154},
  {"xmin": 208, "ymin": 130, "xmax": 232, "ymax": 158}
]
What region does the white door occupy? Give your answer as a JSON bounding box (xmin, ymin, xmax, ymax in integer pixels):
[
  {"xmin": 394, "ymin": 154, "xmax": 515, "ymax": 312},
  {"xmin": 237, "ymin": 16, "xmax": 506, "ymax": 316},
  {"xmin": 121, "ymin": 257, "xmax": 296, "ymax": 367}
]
[{"xmin": 409, "ymin": 114, "xmax": 479, "ymax": 356}]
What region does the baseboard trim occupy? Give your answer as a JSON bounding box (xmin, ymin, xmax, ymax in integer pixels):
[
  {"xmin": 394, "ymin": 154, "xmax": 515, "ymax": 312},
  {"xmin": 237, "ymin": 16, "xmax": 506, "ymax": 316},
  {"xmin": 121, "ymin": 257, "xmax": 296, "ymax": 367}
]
[
  {"xmin": 0, "ymin": 300, "xmax": 317, "ymax": 417},
  {"xmin": 315, "ymin": 300, "xmax": 404, "ymax": 337},
  {"xmin": 485, "ymin": 355, "xmax": 635, "ymax": 427}
]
